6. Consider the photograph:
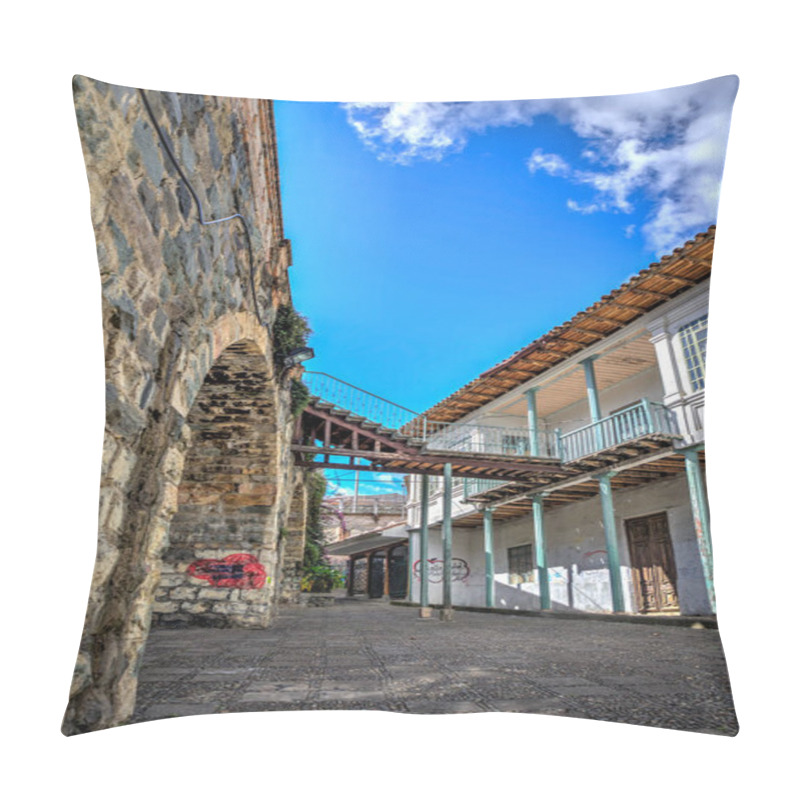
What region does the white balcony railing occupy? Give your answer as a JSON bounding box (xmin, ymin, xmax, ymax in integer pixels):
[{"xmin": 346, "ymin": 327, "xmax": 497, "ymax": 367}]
[{"xmin": 556, "ymin": 399, "xmax": 679, "ymax": 463}]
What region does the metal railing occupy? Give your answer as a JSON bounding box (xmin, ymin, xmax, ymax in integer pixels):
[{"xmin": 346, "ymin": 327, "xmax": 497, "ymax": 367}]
[
  {"xmin": 302, "ymin": 372, "xmax": 419, "ymax": 431},
  {"xmin": 556, "ymin": 399, "xmax": 679, "ymax": 462},
  {"xmin": 329, "ymin": 497, "xmax": 407, "ymax": 515},
  {"xmin": 303, "ymin": 372, "xmax": 557, "ymax": 457},
  {"xmin": 419, "ymin": 420, "xmax": 558, "ymax": 458}
]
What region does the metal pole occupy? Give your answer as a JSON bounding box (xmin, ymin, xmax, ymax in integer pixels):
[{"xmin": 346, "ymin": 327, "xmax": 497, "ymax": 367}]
[
  {"xmin": 532, "ymin": 494, "xmax": 550, "ymax": 610},
  {"xmin": 526, "ymin": 387, "xmax": 540, "ymax": 456},
  {"xmin": 598, "ymin": 472, "xmax": 625, "ymax": 612},
  {"xmin": 441, "ymin": 463, "xmax": 454, "ymax": 620},
  {"xmin": 419, "ymin": 475, "xmax": 430, "ymax": 615},
  {"xmin": 483, "ymin": 507, "xmax": 495, "ymax": 608},
  {"xmin": 684, "ymin": 448, "xmax": 716, "ymax": 613}
]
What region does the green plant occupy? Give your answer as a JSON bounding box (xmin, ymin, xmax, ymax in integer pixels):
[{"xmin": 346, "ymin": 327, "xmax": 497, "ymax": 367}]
[
  {"xmin": 290, "ymin": 377, "xmax": 311, "ymax": 418},
  {"xmin": 300, "ymin": 563, "xmax": 345, "ymax": 593},
  {"xmin": 299, "ymin": 472, "xmax": 342, "ymax": 592},
  {"xmin": 273, "ymin": 304, "xmax": 311, "ymax": 364},
  {"xmin": 303, "ymin": 471, "xmax": 327, "ymax": 561}
]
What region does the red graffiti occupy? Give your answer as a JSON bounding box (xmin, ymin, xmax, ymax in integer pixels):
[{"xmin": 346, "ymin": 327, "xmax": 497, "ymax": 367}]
[
  {"xmin": 581, "ymin": 549, "xmax": 607, "ymax": 559},
  {"xmin": 187, "ymin": 553, "xmax": 266, "ymax": 589}
]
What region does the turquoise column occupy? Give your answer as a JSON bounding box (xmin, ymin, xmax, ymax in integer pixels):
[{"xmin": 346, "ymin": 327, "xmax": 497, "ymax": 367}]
[
  {"xmin": 483, "ymin": 507, "xmax": 495, "ymax": 608},
  {"xmin": 419, "ymin": 475, "xmax": 430, "ymax": 609},
  {"xmin": 582, "ymin": 356, "xmax": 602, "ymax": 421},
  {"xmin": 532, "ymin": 494, "xmax": 550, "ymax": 609},
  {"xmin": 684, "ymin": 448, "xmax": 715, "ymax": 613},
  {"xmin": 598, "ymin": 472, "xmax": 625, "ymax": 612},
  {"xmin": 582, "ymin": 356, "xmax": 604, "ymax": 450},
  {"xmin": 525, "ymin": 387, "xmax": 540, "ymax": 456},
  {"xmin": 441, "ymin": 463, "xmax": 454, "ymax": 620}
]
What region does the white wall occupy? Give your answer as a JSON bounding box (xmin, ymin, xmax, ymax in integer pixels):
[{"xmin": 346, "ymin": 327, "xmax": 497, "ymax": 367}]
[
  {"xmin": 648, "ymin": 286, "xmax": 709, "ymax": 444},
  {"xmin": 542, "ymin": 365, "xmax": 665, "ymax": 435},
  {"xmin": 409, "ymin": 475, "xmax": 712, "ymax": 616}
]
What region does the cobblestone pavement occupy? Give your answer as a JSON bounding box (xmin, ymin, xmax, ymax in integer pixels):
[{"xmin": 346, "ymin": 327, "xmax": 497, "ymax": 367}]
[{"xmin": 131, "ymin": 600, "xmax": 738, "ymax": 735}]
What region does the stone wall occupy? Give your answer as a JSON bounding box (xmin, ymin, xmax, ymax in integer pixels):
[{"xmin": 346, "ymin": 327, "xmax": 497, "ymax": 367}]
[
  {"xmin": 279, "ymin": 480, "xmax": 308, "ymax": 602},
  {"xmin": 64, "ymin": 77, "xmax": 308, "ymax": 734}
]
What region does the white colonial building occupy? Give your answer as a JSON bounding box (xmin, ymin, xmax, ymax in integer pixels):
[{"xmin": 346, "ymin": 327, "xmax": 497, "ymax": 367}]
[{"xmin": 404, "ymin": 227, "xmax": 715, "ymax": 617}]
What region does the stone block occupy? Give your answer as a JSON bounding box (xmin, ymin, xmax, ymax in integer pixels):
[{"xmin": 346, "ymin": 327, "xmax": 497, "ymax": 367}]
[
  {"xmin": 180, "ymin": 602, "xmax": 212, "ymax": 614},
  {"xmin": 169, "ymin": 587, "xmax": 199, "ymax": 601},
  {"xmin": 150, "ymin": 600, "xmax": 179, "ymax": 614},
  {"xmin": 198, "ymin": 588, "xmax": 231, "ymax": 600}
]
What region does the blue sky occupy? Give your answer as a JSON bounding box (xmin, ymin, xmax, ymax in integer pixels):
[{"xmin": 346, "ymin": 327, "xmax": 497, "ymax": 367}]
[{"xmin": 273, "ymin": 77, "xmax": 737, "ymax": 496}]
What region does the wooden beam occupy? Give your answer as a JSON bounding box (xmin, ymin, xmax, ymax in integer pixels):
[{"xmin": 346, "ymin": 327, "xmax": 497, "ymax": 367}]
[
  {"xmin": 302, "ymin": 405, "xmax": 415, "ymax": 454},
  {"xmin": 290, "ymin": 445, "xmax": 568, "ymax": 477},
  {"xmin": 480, "ymin": 447, "xmax": 679, "ymax": 509},
  {"xmin": 624, "ymin": 287, "xmax": 673, "ymax": 301},
  {"xmin": 323, "ymin": 419, "xmax": 332, "ymax": 448},
  {"xmin": 657, "ymin": 271, "xmax": 698, "ymax": 287}
]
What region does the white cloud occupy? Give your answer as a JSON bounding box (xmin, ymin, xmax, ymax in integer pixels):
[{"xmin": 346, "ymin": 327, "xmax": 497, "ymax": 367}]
[
  {"xmin": 527, "ymin": 149, "xmax": 570, "ymax": 177},
  {"xmin": 567, "ymin": 198, "xmax": 602, "ymax": 215},
  {"xmin": 325, "ymin": 484, "xmax": 353, "ymax": 497},
  {"xmin": 343, "ymin": 77, "xmax": 738, "ymax": 254}
]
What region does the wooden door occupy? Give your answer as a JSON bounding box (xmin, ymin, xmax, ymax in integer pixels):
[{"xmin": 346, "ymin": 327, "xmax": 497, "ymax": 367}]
[{"xmin": 625, "ymin": 513, "xmax": 680, "ymax": 613}]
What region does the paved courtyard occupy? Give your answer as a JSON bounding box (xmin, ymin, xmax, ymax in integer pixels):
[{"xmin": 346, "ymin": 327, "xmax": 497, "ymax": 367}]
[{"xmin": 131, "ymin": 599, "xmax": 738, "ymax": 735}]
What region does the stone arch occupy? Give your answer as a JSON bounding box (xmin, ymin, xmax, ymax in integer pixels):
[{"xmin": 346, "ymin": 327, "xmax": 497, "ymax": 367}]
[
  {"xmin": 63, "ymin": 311, "xmax": 295, "ymax": 734},
  {"xmin": 153, "ymin": 337, "xmax": 282, "ymax": 628}
]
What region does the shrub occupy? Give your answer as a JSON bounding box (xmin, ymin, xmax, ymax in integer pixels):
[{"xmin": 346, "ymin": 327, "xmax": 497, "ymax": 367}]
[
  {"xmin": 300, "ymin": 563, "xmax": 345, "ymax": 593},
  {"xmin": 290, "ymin": 377, "xmax": 311, "ymax": 418},
  {"xmin": 273, "ymin": 304, "xmax": 311, "ymax": 364}
]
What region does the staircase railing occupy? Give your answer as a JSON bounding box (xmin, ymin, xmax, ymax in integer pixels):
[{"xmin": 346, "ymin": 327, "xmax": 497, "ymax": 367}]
[
  {"xmin": 302, "ymin": 372, "xmax": 419, "ymax": 431},
  {"xmin": 302, "ymin": 372, "xmax": 562, "ymax": 458}
]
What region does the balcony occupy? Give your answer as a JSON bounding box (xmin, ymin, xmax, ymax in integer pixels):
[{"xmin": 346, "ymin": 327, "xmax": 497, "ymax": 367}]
[
  {"xmin": 556, "ymin": 399, "xmax": 680, "ymax": 463},
  {"xmin": 301, "ymin": 373, "xmax": 681, "ymax": 484},
  {"xmin": 462, "ymin": 399, "xmax": 681, "ymax": 499},
  {"xmin": 420, "ymin": 420, "xmax": 557, "ymax": 459}
]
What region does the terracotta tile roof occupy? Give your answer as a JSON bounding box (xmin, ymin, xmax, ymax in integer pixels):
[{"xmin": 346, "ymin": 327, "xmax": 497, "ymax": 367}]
[{"xmin": 419, "ymin": 226, "xmax": 716, "ymax": 423}]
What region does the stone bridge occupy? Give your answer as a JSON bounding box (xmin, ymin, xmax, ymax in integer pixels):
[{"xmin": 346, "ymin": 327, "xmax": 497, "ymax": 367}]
[{"xmin": 64, "ymin": 77, "xmax": 311, "ymax": 734}]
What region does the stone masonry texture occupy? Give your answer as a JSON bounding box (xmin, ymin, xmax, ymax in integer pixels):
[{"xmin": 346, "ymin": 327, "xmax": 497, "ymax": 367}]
[{"xmin": 64, "ymin": 76, "xmax": 310, "ymax": 735}]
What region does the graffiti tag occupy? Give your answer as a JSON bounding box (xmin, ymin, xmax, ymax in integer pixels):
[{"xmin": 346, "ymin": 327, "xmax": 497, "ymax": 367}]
[
  {"xmin": 578, "ymin": 549, "xmax": 608, "ymax": 572},
  {"xmin": 412, "ymin": 558, "xmax": 470, "ymax": 583},
  {"xmin": 187, "ymin": 553, "xmax": 266, "ymax": 589}
]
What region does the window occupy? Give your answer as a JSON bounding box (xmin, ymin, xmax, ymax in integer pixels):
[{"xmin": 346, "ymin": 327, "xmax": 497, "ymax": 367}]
[
  {"xmin": 507, "ymin": 544, "xmax": 534, "ymax": 585},
  {"xmin": 678, "ymin": 314, "xmax": 708, "ymax": 391}
]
